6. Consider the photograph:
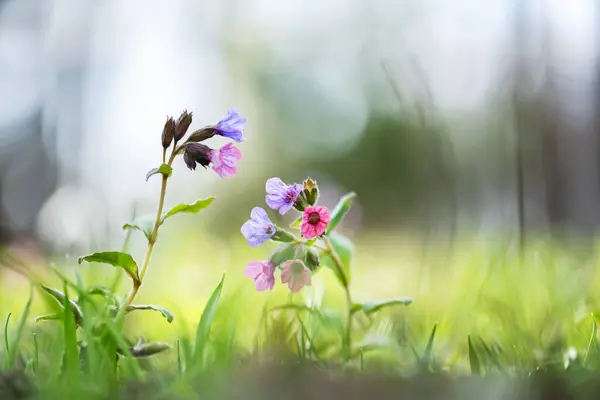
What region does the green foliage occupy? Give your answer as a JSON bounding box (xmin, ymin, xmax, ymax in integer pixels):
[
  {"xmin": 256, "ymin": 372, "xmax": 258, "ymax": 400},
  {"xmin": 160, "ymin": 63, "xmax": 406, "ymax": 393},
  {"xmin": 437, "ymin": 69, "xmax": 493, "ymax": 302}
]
[
  {"xmin": 125, "ymin": 305, "xmax": 174, "ymax": 323},
  {"xmin": 161, "ymin": 197, "xmax": 215, "ymax": 224},
  {"xmin": 320, "ymin": 233, "xmax": 354, "ymax": 287},
  {"xmin": 353, "ymin": 298, "xmax": 413, "ymax": 315},
  {"xmin": 327, "ymin": 192, "xmax": 356, "ymax": 234},
  {"xmin": 191, "ymin": 273, "xmax": 225, "ymax": 371},
  {"xmin": 78, "ymin": 252, "xmax": 140, "ymax": 286},
  {"xmin": 145, "ymin": 164, "xmax": 173, "ymax": 181}
]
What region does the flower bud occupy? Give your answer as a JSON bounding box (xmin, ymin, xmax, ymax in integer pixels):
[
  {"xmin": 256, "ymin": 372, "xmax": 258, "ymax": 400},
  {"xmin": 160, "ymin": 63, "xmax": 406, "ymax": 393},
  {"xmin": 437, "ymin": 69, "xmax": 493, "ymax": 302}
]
[
  {"xmin": 174, "ymin": 110, "xmax": 193, "ymax": 141},
  {"xmin": 271, "ymin": 228, "xmax": 295, "ymax": 243},
  {"xmin": 162, "ymin": 117, "xmax": 176, "ymax": 148},
  {"xmin": 130, "ymin": 341, "xmax": 172, "ymax": 358},
  {"xmin": 304, "ymin": 248, "xmax": 320, "ymax": 272},
  {"xmin": 186, "ymin": 126, "xmax": 217, "ymax": 143},
  {"xmin": 303, "ymin": 178, "xmax": 319, "ymax": 206},
  {"xmin": 184, "ymin": 143, "xmax": 212, "ymax": 170},
  {"xmin": 293, "ymin": 178, "xmax": 319, "ymax": 211}
]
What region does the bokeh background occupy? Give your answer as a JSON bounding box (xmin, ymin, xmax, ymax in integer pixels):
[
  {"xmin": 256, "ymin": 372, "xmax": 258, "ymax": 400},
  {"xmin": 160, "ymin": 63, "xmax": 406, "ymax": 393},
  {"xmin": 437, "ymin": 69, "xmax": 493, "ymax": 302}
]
[{"xmin": 0, "ymin": 0, "xmax": 599, "ymax": 352}]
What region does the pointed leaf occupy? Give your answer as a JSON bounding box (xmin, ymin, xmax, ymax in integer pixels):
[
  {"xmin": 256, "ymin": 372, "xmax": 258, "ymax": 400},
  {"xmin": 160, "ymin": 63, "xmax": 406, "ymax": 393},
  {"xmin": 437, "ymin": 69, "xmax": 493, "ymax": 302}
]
[
  {"xmin": 145, "ymin": 163, "xmax": 172, "ymax": 181},
  {"xmin": 161, "ymin": 197, "xmax": 215, "ymax": 224},
  {"xmin": 78, "ymin": 252, "xmax": 140, "ymax": 285},
  {"xmin": 320, "ymin": 233, "xmax": 354, "ymax": 287},
  {"xmin": 3, "ymin": 313, "xmax": 11, "ymax": 369},
  {"xmin": 355, "ymin": 298, "xmax": 413, "ymax": 315},
  {"xmin": 422, "ymin": 323, "xmax": 438, "ymax": 369},
  {"xmin": 9, "ymin": 284, "xmax": 33, "ymax": 368},
  {"xmin": 290, "ymin": 216, "xmax": 302, "ymax": 228},
  {"xmin": 326, "ymin": 192, "xmax": 356, "ymax": 234},
  {"xmin": 468, "ymin": 335, "xmax": 481, "ymax": 376},
  {"xmin": 192, "ymin": 273, "xmax": 225, "ymax": 368},
  {"xmin": 41, "ymin": 285, "xmax": 83, "ymax": 326},
  {"xmin": 35, "ymin": 313, "xmax": 62, "ymax": 323},
  {"xmin": 62, "ymin": 284, "xmax": 79, "ymax": 382},
  {"xmin": 130, "ymin": 341, "xmax": 172, "ymax": 357},
  {"xmin": 122, "ymin": 214, "xmax": 156, "ymax": 241},
  {"xmin": 125, "ymin": 305, "xmax": 174, "ymax": 323}
]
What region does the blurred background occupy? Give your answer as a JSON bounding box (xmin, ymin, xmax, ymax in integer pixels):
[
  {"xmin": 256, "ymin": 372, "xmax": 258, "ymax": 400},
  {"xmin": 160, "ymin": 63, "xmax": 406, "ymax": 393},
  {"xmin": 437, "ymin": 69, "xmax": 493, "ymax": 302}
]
[{"xmin": 0, "ymin": 0, "xmax": 599, "ymax": 347}]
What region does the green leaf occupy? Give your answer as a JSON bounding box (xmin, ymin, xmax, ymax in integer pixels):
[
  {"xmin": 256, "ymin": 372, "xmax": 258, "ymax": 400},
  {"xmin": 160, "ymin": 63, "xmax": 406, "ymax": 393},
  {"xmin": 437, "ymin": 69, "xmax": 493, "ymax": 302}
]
[
  {"xmin": 3, "ymin": 313, "xmax": 11, "ymax": 369},
  {"xmin": 468, "ymin": 335, "xmax": 481, "ymax": 376},
  {"xmin": 130, "ymin": 341, "xmax": 172, "ymax": 358},
  {"xmin": 421, "ymin": 323, "xmax": 438, "ymax": 369},
  {"xmin": 192, "ymin": 273, "xmax": 225, "ymax": 369},
  {"xmin": 290, "ymin": 216, "xmax": 302, "ymax": 228},
  {"xmin": 326, "ymin": 192, "xmax": 356, "ymax": 234},
  {"xmin": 35, "ymin": 313, "xmax": 62, "ymax": 323},
  {"xmin": 161, "ymin": 197, "xmax": 215, "ymax": 224},
  {"xmin": 62, "ymin": 283, "xmax": 79, "ymax": 383},
  {"xmin": 9, "ymin": 284, "xmax": 33, "ymax": 368},
  {"xmin": 122, "ymin": 214, "xmax": 156, "ymax": 241},
  {"xmin": 320, "ymin": 233, "xmax": 354, "ymax": 287},
  {"xmin": 269, "ymin": 244, "xmax": 297, "ymax": 266},
  {"xmin": 78, "ymin": 252, "xmax": 140, "ymax": 285},
  {"xmin": 585, "ymin": 314, "xmax": 598, "ymax": 367},
  {"xmin": 145, "ymin": 163, "xmax": 172, "ymax": 181},
  {"xmin": 41, "ymin": 285, "xmax": 84, "ymax": 326},
  {"xmin": 125, "ymin": 305, "xmax": 174, "ymax": 323},
  {"xmin": 354, "ymin": 297, "xmax": 413, "ymax": 315},
  {"xmin": 88, "ymin": 285, "xmax": 123, "ymax": 307}
]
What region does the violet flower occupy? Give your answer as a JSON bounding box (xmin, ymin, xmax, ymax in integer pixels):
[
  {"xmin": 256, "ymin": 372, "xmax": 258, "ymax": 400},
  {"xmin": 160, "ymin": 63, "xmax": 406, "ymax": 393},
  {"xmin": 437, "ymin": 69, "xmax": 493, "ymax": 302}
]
[
  {"xmin": 241, "ymin": 207, "xmax": 276, "ymax": 247},
  {"xmin": 265, "ymin": 177, "xmax": 303, "ymax": 215},
  {"xmin": 184, "ymin": 142, "xmax": 241, "ymax": 178},
  {"xmin": 215, "ymin": 108, "xmax": 246, "ymax": 142}
]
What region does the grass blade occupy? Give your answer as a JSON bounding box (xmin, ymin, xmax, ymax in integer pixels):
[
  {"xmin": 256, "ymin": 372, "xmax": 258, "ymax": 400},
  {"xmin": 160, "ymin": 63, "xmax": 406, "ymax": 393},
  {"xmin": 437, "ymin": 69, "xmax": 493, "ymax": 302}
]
[
  {"xmin": 3, "ymin": 313, "xmax": 11, "ymax": 369},
  {"xmin": 422, "ymin": 323, "xmax": 438, "ymax": 369},
  {"xmin": 192, "ymin": 273, "xmax": 225, "ymax": 370},
  {"xmin": 584, "ymin": 314, "xmax": 598, "ymax": 367},
  {"xmin": 62, "ymin": 283, "xmax": 79, "ymax": 384},
  {"xmin": 9, "ymin": 284, "xmax": 33, "ymax": 368},
  {"xmin": 468, "ymin": 335, "xmax": 481, "ymax": 376}
]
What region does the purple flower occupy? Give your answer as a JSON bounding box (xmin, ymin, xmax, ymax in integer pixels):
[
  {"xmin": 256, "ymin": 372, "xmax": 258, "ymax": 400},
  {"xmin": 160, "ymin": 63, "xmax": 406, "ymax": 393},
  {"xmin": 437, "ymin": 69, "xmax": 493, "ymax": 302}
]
[
  {"xmin": 184, "ymin": 142, "xmax": 241, "ymax": 178},
  {"xmin": 210, "ymin": 143, "xmax": 242, "ymax": 178},
  {"xmin": 265, "ymin": 178, "xmax": 303, "ymax": 215},
  {"xmin": 241, "ymin": 207, "xmax": 276, "ymax": 247},
  {"xmin": 215, "ymin": 108, "xmax": 246, "ymax": 142}
]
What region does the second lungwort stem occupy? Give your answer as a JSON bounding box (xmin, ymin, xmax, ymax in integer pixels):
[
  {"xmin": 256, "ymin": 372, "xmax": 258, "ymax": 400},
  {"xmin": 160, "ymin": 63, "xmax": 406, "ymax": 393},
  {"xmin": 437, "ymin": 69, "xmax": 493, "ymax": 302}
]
[{"xmin": 323, "ymin": 235, "xmax": 353, "ymax": 360}]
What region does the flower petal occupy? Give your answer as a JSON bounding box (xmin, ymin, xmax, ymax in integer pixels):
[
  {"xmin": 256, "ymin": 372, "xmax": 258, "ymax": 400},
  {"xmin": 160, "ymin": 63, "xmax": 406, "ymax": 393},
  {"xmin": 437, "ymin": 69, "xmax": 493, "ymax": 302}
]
[{"xmin": 243, "ymin": 261, "xmax": 263, "ymax": 279}]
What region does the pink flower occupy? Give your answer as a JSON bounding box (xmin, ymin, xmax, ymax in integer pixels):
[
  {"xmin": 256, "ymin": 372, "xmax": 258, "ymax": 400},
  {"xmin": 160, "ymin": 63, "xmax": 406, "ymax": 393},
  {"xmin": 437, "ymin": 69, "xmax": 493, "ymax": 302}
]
[
  {"xmin": 301, "ymin": 206, "xmax": 330, "ymax": 238},
  {"xmin": 244, "ymin": 260, "xmax": 276, "ymax": 291},
  {"xmin": 280, "ymin": 259, "xmax": 312, "ymax": 292},
  {"xmin": 209, "ymin": 142, "xmax": 242, "ymax": 178}
]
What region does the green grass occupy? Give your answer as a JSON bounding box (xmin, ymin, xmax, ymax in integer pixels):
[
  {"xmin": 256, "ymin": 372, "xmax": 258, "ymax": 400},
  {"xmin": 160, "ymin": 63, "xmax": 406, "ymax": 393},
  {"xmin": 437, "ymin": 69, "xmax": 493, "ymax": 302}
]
[{"xmin": 3, "ymin": 232, "xmax": 600, "ymax": 398}]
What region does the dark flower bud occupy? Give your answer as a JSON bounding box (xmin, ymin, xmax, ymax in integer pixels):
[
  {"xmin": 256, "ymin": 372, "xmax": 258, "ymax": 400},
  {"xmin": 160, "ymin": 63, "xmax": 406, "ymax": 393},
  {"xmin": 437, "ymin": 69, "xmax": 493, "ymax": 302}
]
[
  {"xmin": 184, "ymin": 143, "xmax": 212, "ymax": 170},
  {"xmin": 304, "ymin": 248, "xmax": 320, "ymax": 272},
  {"xmin": 162, "ymin": 117, "xmax": 176, "ymax": 148},
  {"xmin": 187, "ymin": 126, "xmax": 217, "ymax": 143},
  {"xmin": 174, "ymin": 110, "xmax": 193, "ymax": 141}
]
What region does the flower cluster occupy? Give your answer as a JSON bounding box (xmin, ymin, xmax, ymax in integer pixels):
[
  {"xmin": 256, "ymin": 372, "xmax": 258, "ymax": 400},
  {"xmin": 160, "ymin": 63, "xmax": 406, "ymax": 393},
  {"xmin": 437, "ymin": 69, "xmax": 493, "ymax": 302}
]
[
  {"xmin": 162, "ymin": 108, "xmax": 246, "ymax": 178},
  {"xmin": 241, "ymin": 177, "xmax": 331, "ymax": 292}
]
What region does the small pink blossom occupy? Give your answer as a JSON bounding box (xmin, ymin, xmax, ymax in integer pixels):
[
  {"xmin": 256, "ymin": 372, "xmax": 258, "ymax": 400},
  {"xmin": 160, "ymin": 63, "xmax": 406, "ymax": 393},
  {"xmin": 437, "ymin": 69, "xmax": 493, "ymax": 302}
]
[
  {"xmin": 244, "ymin": 260, "xmax": 275, "ymax": 291},
  {"xmin": 280, "ymin": 259, "xmax": 312, "ymax": 292},
  {"xmin": 301, "ymin": 206, "xmax": 330, "ymax": 238},
  {"xmin": 210, "ymin": 142, "xmax": 242, "ymax": 178}
]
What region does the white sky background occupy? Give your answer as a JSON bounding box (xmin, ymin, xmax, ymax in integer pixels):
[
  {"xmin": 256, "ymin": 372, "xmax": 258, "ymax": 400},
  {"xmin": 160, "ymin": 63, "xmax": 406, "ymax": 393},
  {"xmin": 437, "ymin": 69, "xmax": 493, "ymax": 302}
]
[{"xmin": 0, "ymin": 0, "xmax": 596, "ymax": 248}]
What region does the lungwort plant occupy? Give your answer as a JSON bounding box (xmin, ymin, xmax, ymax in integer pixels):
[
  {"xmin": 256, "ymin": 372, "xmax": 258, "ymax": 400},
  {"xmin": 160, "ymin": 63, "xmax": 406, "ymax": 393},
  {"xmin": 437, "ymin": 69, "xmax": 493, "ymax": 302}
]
[
  {"xmin": 20, "ymin": 108, "xmax": 246, "ymax": 373},
  {"xmin": 240, "ymin": 177, "xmax": 413, "ymax": 362}
]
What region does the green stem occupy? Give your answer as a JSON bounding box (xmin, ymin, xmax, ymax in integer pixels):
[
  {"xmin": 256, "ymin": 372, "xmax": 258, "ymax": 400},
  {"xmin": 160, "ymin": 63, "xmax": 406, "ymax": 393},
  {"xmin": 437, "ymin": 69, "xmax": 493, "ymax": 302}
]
[
  {"xmin": 322, "ymin": 235, "xmax": 353, "ymax": 361},
  {"xmin": 124, "ymin": 149, "xmax": 177, "ymax": 306}
]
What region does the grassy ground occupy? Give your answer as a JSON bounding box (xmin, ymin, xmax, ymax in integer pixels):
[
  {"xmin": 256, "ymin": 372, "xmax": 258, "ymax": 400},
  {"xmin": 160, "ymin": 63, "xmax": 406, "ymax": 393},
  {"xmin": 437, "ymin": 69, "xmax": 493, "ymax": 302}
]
[{"xmin": 3, "ymin": 232, "xmax": 600, "ymax": 398}]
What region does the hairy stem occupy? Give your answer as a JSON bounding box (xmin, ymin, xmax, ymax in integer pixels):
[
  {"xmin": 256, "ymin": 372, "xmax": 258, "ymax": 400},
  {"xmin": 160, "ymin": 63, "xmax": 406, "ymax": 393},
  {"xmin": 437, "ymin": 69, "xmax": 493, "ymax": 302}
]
[
  {"xmin": 323, "ymin": 235, "xmax": 353, "ymax": 360},
  {"xmin": 124, "ymin": 150, "xmax": 178, "ymax": 306}
]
